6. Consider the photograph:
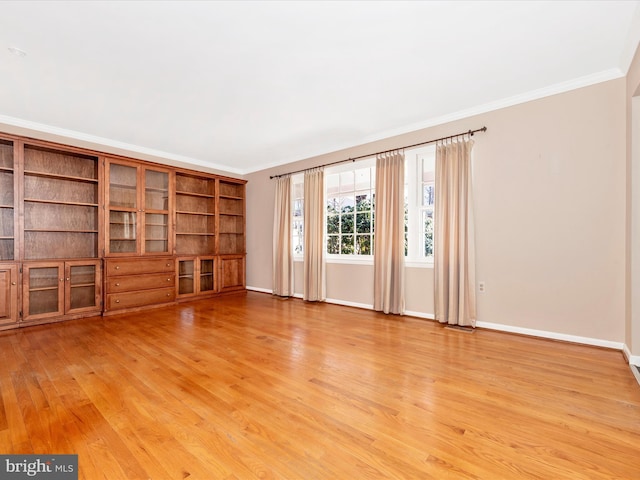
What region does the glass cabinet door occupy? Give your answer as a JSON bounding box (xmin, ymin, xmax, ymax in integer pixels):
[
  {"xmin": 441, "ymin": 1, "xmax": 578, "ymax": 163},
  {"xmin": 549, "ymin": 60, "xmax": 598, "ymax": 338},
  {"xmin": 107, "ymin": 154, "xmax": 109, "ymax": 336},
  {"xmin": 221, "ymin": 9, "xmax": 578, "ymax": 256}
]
[
  {"xmin": 144, "ymin": 168, "xmax": 169, "ymax": 254},
  {"xmin": 108, "ymin": 162, "xmax": 138, "ymax": 254},
  {"xmin": 200, "ymin": 258, "xmax": 215, "ymax": 293},
  {"xmin": 178, "ymin": 259, "xmax": 195, "ymax": 296},
  {"xmin": 24, "ymin": 263, "xmax": 64, "ymax": 319},
  {"xmin": 66, "ymin": 261, "xmax": 101, "ymax": 313}
]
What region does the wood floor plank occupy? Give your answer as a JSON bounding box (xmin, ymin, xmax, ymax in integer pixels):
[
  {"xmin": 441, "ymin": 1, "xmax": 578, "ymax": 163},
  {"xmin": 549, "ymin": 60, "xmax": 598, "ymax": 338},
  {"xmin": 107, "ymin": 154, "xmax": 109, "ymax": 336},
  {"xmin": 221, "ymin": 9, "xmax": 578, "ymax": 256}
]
[{"xmin": 0, "ymin": 292, "xmax": 639, "ymax": 479}]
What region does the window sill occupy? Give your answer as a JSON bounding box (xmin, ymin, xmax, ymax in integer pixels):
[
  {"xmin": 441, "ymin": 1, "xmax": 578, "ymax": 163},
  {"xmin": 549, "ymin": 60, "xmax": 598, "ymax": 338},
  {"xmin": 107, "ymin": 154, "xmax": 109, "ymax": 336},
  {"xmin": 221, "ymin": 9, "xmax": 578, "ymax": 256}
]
[{"xmin": 294, "ymin": 256, "xmax": 434, "ymax": 268}]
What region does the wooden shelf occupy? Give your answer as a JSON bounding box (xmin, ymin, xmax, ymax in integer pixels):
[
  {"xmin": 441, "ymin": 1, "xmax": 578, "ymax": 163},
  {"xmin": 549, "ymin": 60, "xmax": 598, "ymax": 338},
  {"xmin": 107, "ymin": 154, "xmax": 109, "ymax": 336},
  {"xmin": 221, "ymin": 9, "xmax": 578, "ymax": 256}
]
[
  {"xmin": 219, "ymin": 212, "xmax": 244, "ymax": 217},
  {"xmin": 29, "ymin": 286, "xmax": 59, "ymax": 292},
  {"xmin": 176, "ymin": 232, "xmax": 215, "ymax": 236},
  {"xmin": 176, "ymin": 210, "xmax": 215, "ymax": 216},
  {"xmin": 24, "ymin": 170, "xmax": 98, "ymax": 183},
  {"xmin": 176, "ymin": 190, "xmax": 215, "ymax": 199},
  {"xmin": 219, "ymin": 194, "xmax": 244, "ymax": 200},
  {"xmin": 25, "ymin": 229, "xmax": 99, "ymax": 233},
  {"xmin": 24, "ymin": 198, "xmax": 99, "ymax": 207},
  {"xmin": 0, "ymin": 236, "xmax": 14, "ymax": 240},
  {"xmin": 0, "ymin": 204, "xmax": 13, "ymax": 209},
  {"xmin": 0, "ymin": 166, "xmax": 13, "ymax": 173}
]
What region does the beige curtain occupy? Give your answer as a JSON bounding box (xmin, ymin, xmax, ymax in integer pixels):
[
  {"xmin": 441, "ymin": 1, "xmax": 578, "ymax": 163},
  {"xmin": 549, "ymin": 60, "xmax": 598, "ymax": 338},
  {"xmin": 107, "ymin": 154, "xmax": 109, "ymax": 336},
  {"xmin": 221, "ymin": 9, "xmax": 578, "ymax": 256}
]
[
  {"xmin": 303, "ymin": 167, "xmax": 326, "ymax": 301},
  {"xmin": 434, "ymin": 138, "xmax": 477, "ymax": 327},
  {"xmin": 373, "ymin": 150, "xmax": 405, "ymax": 314},
  {"xmin": 272, "ymin": 175, "xmax": 293, "ymax": 296}
]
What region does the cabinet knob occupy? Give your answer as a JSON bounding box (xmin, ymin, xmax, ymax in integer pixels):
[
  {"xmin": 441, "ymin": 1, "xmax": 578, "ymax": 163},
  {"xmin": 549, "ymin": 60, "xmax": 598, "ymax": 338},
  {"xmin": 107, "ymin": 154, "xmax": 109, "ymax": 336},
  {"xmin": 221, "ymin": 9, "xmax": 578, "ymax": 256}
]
[
  {"xmin": 60, "ymin": 278, "xmax": 64, "ymax": 282},
  {"xmin": 166, "ymin": 263, "xmax": 171, "ymax": 267},
  {"xmin": 115, "ymin": 283, "xmax": 120, "ymax": 286},
  {"xmin": 167, "ymin": 278, "xmax": 171, "ymax": 282},
  {"xmin": 11, "ymin": 282, "xmax": 16, "ymax": 286},
  {"xmin": 115, "ymin": 266, "xmax": 120, "ymax": 270},
  {"xmin": 66, "ymin": 278, "xmax": 70, "ymax": 281},
  {"xmin": 166, "ymin": 293, "xmax": 170, "ymax": 297},
  {"xmin": 115, "ymin": 300, "xmax": 120, "ymax": 303}
]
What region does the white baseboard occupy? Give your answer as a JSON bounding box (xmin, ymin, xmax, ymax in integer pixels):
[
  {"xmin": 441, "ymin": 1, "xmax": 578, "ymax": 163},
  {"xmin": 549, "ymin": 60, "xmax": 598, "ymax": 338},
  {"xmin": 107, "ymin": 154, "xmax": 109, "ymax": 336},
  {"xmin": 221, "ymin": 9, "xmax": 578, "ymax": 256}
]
[
  {"xmin": 404, "ymin": 310, "xmax": 435, "ymax": 320},
  {"xmin": 476, "ymin": 321, "xmax": 623, "ymax": 350},
  {"xmin": 246, "ymin": 286, "xmax": 272, "ymax": 294},
  {"xmin": 325, "ymin": 298, "xmax": 373, "ymax": 310},
  {"xmin": 246, "ymin": 288, "xmax": 623, "ymax": 352},
  {"xmin": 623, "ymin": 343, "xmax": 640, "ymax": 366}
]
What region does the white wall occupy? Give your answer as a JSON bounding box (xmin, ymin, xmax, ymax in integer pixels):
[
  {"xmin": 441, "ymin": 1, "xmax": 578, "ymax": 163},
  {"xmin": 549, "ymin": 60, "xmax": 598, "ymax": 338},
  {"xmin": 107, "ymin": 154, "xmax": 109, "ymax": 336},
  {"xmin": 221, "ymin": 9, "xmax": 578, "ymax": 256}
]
[{"xmin": 246, "ymin": 78, "xmax": 627, "ymax": 345}]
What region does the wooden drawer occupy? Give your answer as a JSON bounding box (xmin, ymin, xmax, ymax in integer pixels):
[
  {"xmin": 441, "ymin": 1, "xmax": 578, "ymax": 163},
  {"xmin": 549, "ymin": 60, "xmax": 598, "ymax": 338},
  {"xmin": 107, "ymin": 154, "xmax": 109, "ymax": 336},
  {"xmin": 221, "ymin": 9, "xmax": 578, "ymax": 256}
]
[
  {"xmin": 106, "ymin": 258, "xmax": 175, "ymax": 276},
  {"xmin": 106, "ymin": 287, "xmax": 175, "ymax": 310},
  {"xmin": 107, "ymin": 273, "xmax": 175, "ymax": 293}
]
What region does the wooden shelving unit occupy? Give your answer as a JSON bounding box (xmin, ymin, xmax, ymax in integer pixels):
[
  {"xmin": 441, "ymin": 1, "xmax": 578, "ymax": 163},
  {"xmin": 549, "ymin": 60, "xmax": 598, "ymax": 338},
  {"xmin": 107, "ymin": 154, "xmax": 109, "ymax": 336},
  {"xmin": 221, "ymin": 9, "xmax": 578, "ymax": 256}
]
[{"xmin": 0, "ymin": 131, "xmax": 246, "ymax": 328}]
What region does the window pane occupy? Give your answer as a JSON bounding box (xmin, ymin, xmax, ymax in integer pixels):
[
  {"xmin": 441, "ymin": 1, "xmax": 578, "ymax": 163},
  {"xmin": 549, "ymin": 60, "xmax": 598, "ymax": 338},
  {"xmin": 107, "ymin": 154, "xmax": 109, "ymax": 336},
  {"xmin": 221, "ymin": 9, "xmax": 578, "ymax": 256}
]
[
  {"xmin": 327, "ymin": 214, "xmax": 339, "ymax": 234},
  {"xmin": 341, "ymin": 213, "xmax": 354, "ymax": 234},
  {"xmin": 355, "ymin": 235, "xmax": 371, "ymax": 255},
  {"xmin": 340, "ymin": 195, "xmax": 355, "ymax": 213},
  {"xmin": 423, "ymin": 210, "xmax": 434, "ymax": 257},
  {"xmin": 355, "ymin": 168, "xmax": 370, "ymax": 190},
  {"xmin": 293, "ymin": 199, "xmax": 303, "ymax": 217},
  {"xmin": 422, "ymin": 156, "xmax": 435, "ymax": 182},
  {"xmin": 326, "ymin": 174, "xmax": 340, "ymax": 196},
  {"xmin": 341, "ymin": 235, "xmax": 354, "ymax": 254},
  {"xmin": 355, "ymin": 192, "xmax": 372, "ymax": 212},
  {"xmin": 355, "ymin": 212, "xmax": 371, "ymax": 233},
  {"xmin": 327, "ymin": 196, "xmax": 340, "ymax": 214},
  {"xmin": 327, "ymin": 235, "xmax": 339, "ymax": 254},
  {"xmin": 339, "ymin": 171, "xmax": 354, "ymax": 192},
  {"xmin": 423, "ymin": 184, "xmax": 435, "ymax": 207}
]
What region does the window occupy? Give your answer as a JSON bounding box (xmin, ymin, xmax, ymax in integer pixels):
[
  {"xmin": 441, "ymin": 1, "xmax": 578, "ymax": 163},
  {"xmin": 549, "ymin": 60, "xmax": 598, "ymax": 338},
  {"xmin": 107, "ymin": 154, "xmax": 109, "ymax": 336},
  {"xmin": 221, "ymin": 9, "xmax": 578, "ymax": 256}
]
[
  {"xmin": 405, "ymin": 145, "xmax": 436, "ymax": 262},
  {"xmin": 326, "ymin": 159, "xmax": 375, "ymax": 256},
  {"xmin": 292, "ymin": 149, "xmax": 435, "ymax": 264},
  {"xmin": 292, "ymin": 175, "xmax": 304, "ymax": 256}
]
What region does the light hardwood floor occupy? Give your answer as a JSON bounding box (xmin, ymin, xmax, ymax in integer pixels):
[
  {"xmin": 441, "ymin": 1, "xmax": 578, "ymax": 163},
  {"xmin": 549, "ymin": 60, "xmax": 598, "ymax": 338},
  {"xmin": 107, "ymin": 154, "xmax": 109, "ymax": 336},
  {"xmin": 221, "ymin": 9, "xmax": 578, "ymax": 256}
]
[{"xmin": 0, "ymin": 291, "xmax": 639, "ymax": 479}]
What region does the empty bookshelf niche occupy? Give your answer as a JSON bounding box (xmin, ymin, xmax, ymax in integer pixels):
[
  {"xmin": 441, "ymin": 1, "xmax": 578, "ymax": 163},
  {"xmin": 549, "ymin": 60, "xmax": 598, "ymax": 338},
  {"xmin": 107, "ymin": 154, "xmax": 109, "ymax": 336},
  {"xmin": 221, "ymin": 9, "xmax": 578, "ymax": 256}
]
[
  {"xmin": 23, "ymin": 145, "xmax": 99, "ymax": 260},
  {"xmin": 175, "ymin": 173, "xmax": 216, "ymax": 255},
  {"xmin": 217, "ymin": 180, "xmax": 245, "ymax": 255},
  {"xmin": 0, "ymin": 139, "xmax": 14, "ymax": 261}
]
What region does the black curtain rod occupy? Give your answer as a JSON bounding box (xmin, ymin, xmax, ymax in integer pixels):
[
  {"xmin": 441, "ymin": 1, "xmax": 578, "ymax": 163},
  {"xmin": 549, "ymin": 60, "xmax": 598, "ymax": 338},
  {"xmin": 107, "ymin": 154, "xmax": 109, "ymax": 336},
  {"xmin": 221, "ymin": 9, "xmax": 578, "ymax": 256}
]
[{"xmin": 270, "ymin": 126, "xmax": 487, "ymax": 179}]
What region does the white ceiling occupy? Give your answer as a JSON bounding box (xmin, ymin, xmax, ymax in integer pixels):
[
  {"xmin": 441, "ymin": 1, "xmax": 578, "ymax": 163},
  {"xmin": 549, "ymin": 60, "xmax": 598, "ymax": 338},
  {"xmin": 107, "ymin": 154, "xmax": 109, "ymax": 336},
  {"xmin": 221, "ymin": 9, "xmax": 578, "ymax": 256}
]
[{"xmin": 0, "ymin": 1, "xmax": 638, "ymax": 175}]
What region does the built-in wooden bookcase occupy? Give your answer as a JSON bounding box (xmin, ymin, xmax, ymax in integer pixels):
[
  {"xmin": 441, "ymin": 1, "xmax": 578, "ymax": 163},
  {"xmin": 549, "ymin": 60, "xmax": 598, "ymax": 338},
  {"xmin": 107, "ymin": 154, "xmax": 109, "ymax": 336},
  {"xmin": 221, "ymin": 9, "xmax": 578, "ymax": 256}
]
[
  {"xmin": 175, "ymin": 173, "xmax": 216, "ymax": 255},
  {"xmin": 217, "ymin": 180, "xmax": 245, "ymax": 255},
  {"xmin": 0, "ymin": 131, "xmax": 246, "ymax": 328},
  {"xmin": 106, "ymin": 160, "xmax": 172, "ymax": 256},
  {"xmin": 0, "ymin": 140, "xmax": 15, "ymax": 261},
  {"xmin": 23, "ymin": 145, "xmax": 99, "ymax": 260}
]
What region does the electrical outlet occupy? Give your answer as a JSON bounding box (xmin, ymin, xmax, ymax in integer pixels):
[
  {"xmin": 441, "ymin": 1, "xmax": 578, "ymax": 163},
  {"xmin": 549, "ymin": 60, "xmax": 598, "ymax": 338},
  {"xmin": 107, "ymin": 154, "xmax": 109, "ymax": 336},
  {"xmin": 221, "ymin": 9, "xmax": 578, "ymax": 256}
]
[{"xmin": 478, "ymin": 281, "xmax": 485, "ymax": 293}]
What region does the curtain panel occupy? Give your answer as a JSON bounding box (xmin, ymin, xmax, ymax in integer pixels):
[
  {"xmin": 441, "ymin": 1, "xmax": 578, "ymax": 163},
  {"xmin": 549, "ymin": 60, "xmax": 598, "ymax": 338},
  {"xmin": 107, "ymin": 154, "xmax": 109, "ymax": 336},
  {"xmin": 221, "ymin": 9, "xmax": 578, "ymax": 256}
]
[
  {"xmin": 434, "ymin": 138, "xmax": 477, "ymax": 327},
  {"xmin": 272, "ymin": 175, "xmax": 293, "ymax": 297},
  {"xmin": 373, "ymin": 150, "xmax": 405, "ymax": 314},
  {"xmin": 303, "ymin": 167, "xmax": 326, "ymax": 301}
]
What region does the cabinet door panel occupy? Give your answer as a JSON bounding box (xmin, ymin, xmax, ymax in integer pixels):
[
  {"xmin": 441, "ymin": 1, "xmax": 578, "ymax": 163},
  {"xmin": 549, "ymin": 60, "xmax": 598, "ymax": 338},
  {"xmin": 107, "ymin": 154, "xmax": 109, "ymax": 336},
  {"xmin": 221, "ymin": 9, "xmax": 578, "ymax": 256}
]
[
  {"xmin": 23, "ymin": 263, "xmax": 64, "ymax": 321},
  {"xmin": 0, "ymin": 264, "xmax": 18, "ymax": 325},
  {"xmin": 65, "ymin": 260, "xmax": 101, "ymax": 314}
]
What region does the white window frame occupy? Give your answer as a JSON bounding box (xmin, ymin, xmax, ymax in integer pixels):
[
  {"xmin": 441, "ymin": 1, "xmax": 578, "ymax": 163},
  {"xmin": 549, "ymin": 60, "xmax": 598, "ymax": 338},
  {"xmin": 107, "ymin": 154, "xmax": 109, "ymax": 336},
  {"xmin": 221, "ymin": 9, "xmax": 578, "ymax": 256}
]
[
  {"xmin": 405, "ymin": 145, "xmax": 435, "ymax": 267},
  {"xmin": 325, "ymin": 158, "xmax": 376, "ymax": 264}
]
